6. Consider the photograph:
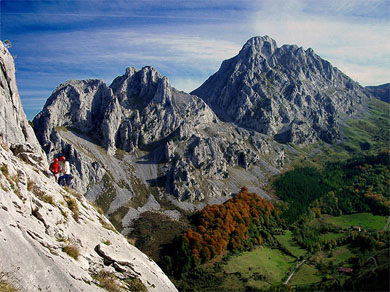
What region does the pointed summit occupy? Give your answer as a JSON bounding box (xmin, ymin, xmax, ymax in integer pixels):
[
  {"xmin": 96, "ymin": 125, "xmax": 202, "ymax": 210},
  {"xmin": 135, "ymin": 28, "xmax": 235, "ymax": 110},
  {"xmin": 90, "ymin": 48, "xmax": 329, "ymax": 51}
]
[
  {"xmin": 192, "ymin": 36, "xmax": 368, "ymax": 145},
  {"xmin": 240, "ymin": 35, "xmax": 278, "ymax": 59}
]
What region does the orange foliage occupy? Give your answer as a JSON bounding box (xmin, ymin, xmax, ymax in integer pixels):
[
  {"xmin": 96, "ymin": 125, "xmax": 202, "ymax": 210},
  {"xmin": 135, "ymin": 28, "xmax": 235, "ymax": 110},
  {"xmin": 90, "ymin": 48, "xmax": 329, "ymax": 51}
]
[{"xmin": 182, "ymin": 187, "xmax": 278, "ymax": 263}]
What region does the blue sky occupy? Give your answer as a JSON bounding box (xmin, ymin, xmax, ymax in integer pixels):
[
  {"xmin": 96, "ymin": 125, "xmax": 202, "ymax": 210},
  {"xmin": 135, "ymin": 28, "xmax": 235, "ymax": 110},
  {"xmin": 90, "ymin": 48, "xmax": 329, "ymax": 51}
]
[{"xmin": 1, "ymin": 0, "xmax": 389, "ymax": 120}]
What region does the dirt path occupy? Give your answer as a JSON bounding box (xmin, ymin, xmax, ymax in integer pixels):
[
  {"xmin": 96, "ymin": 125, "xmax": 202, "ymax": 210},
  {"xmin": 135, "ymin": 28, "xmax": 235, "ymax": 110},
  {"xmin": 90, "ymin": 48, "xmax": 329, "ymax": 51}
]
[{"xmin": 284, "ymin": 259, "xmax": 306, "ymax": 285}]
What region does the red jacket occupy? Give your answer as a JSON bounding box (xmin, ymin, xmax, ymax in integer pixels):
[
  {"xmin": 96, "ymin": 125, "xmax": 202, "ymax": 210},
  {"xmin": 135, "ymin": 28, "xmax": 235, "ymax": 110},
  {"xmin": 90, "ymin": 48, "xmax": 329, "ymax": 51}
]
[{"xmin": 50, "ymin": 162, "xmax": 61, "ymax": 174}]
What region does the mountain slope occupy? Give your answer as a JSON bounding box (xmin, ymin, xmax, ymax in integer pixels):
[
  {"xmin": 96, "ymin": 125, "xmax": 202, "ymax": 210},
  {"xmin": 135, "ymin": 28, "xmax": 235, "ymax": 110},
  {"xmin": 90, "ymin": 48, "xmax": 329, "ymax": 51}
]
[
  {"xmin": 0, "ymin": 41, "xmax": 177, "ymax": 292},
  {"xmin": 192, "ymin": 35, "xmax": 370, "ymax": 145},
  {"xmin": 366, "ymin": 83, "xmax": 390, "ymax": 103}
]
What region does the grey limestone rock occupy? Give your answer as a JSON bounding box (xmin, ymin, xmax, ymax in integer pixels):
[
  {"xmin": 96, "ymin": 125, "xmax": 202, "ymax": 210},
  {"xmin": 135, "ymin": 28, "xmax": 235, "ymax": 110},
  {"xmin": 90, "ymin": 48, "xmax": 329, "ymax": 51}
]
[
  {"xmin": 33, "ymin": 65, "xmax": 283, "ymax": 212},
  {"xmin": 0, "ymin": 144, "xmax": 177, "ymax": 292},
  {"xmin": 33, "ymin": 78, "xmax": 114, "ymax": 152},
  {"xmin": 192, "ymin": 35, "xmax": 370, "ymax": 145},
  {"xmin": 0, "ymin": 42, "xmax": 47, "ymax": 169}
]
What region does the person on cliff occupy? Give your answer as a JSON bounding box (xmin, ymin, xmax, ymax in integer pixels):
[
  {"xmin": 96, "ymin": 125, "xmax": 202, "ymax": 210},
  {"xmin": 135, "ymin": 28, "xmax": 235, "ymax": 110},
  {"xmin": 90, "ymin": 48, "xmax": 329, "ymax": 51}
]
[
  {"xmin": 59, "ymin": 156, "xmax": 71, "ymax": 187},
  {"xmin": 49, "ymin": 157, "xmax": 61, "ymax": 182}
]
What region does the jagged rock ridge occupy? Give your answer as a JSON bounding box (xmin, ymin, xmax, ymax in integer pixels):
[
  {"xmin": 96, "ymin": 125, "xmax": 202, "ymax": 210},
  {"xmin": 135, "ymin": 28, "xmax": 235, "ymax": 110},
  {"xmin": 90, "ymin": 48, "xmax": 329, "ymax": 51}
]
[
  {"xmin": 33, "ymin": 64, "xmax": 284, "ymax": 232},
  {"xmin": 192, "ymin": 35, "xmax": 370, "ymax": 145},
  {"xmin": 0, "ymin": 41, "xmax": 177, "ymax": 292}
]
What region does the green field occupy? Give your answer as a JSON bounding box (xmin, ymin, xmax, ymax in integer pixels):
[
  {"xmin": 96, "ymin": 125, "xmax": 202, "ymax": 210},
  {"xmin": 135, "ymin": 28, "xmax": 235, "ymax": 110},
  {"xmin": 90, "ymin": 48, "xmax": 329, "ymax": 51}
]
[
  {"xmin": 222, "ymin": 247, "xmax": 295, "ymax": 290},
  {"xmin": 323, "ymin": 213, "xmax": 388, "ymax": 230},
  {"xmin": 319, "ymin": 232, "xmax": 345, "ymax": 241},
  {"xmin": 316, "ymin": 245, "xmax": 355, "ymax": 266},
  {"xmin": 275, "ymin": 230, "xmax": 307, "ymax": 258},
  {"xmin": 332, "ymin": 246, "xmax": 355, "ymax": 265},
  {"xmin": 289, "ymin": 264, "xmax": 321, "ymax": 286}
]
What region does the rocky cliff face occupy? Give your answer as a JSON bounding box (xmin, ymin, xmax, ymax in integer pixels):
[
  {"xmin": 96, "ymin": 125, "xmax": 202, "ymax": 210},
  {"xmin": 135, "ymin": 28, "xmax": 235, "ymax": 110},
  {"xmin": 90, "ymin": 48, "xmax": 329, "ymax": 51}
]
[
  {"xmin": 33, "ymin": 65, "xmax": 285, "ymax": 233},
  {"xmin": 0, "ymin": 42, "xmax": 47, "ymax": 169},
  {"xmin": 192, "ymin": 36, "xmax": 370, "ymax": 145},
  {"xmin": 0, "ymin": 41, "xmax": 177, "ymax": 292}
]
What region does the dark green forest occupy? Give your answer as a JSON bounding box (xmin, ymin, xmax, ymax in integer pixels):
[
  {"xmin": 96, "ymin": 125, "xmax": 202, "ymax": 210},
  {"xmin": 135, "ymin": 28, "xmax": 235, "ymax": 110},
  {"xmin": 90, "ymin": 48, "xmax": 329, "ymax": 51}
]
[{"xmin": 273, "ymin": 150, "xmax": 390, "ymax": 223}]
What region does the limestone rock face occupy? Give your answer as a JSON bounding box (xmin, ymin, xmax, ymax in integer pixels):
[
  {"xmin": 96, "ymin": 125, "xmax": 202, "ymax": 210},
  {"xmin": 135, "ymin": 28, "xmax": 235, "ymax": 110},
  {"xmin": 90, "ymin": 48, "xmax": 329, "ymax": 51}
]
[
  {"xmin": 0, "ymin": 42, "xmax": 47, "ymax": 169},
  {"xmin": 0, "ymin": 42, "xmax": 177, "ymax": 292},
  {"xmin": 192, "ymin": 36, "xmax": 370, "ymax": 145},
  {"xmin": 102, "ymin": 66, "xmax": 216, "ymax": 153},
  {"xmin": 33, "ymin": 79, "xmax": 114, "ymax": 193},
  {"xmin": 33, "ymin": 79, "xmax": 114, "ymax": 152},
  {"xmin": 0, "ymin": 145, "xmax": 177, "ymax": 292},
  {"xmin": 33, "ymin": 65, "xmax": 283, "ymax": 211}
]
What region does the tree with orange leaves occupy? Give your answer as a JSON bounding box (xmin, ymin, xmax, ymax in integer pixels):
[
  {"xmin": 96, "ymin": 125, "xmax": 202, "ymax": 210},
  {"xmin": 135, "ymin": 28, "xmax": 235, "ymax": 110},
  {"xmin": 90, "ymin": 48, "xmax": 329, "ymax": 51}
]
[{"xmin": 181, "ymin": 186, "xmax": 281, "ymax": 265}]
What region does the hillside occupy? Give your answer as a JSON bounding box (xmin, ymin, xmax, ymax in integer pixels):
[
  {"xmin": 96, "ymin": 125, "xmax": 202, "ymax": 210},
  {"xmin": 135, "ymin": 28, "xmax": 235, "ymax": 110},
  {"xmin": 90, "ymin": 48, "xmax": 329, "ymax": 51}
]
[
  {"xmin": 366, "ymin": 83, "xmax": 390, "ymax": 103},
  {"xmin": 164, "ymin": 151, "xmax": 389, "ymax": 291}
]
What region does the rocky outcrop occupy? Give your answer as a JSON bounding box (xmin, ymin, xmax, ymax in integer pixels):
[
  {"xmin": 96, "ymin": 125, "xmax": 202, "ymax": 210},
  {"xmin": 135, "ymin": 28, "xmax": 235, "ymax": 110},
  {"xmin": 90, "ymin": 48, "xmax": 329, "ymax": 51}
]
[
  {"xmin": 0, "ymin": 41, "xmax": 177, "ymax": 292},
  {"xmin": 0, "ymin": 42, "xmax": 47, "ymax": 169},
  {"xmin": 192, "ymin": 35, "xmax": 370, "ymax": 145},
  {"xmin": 33, "ymin": 66, "xmax": 283, "ymax": 212},
  {"xmin": 33, "ymin": 79, "xmax": 114, "ymax": 153},
  {"xmin": 102, "ymin": 66, "xmax": 217, "ymax": 153},
  {"xmin": 0, "ymin": 144, "xmax": 177, "ymax": 292}
]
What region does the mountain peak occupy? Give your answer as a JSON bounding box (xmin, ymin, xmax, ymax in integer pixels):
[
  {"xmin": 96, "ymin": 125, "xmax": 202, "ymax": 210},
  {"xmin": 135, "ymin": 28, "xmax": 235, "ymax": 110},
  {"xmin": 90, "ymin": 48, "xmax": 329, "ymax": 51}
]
[
  {"xmin": 240, "ymin": 35, "xmax": 278, "ymax": 59},
  {"xmin": 192, "ymin": 36, "xmax": 368, "ymax": 145},
  {"xmin": 125, "ymin": 65, "xmax": 161, "ymax": 78}
]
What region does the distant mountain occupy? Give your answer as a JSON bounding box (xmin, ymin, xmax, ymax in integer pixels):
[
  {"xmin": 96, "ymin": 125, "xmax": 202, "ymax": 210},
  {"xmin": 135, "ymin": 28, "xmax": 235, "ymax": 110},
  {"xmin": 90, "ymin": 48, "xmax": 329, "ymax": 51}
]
[
  {"xmin": 366, "ymin": 83, "xmax": 390, "ymax": 103},
  {"xmin": 192, "ymin": 36, "xmax": 370, "ymax": 144}
]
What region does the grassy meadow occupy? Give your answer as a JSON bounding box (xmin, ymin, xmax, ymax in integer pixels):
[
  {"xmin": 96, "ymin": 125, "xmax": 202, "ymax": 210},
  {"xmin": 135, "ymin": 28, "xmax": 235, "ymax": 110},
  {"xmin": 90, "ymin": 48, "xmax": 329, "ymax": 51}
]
[
  {"xmin": 322, "ymin": 213, "xmax": 388, "ymax": 230},
  {"xmin": 221, "ymin": 247, "xmax": 295, "ymax": 290}
]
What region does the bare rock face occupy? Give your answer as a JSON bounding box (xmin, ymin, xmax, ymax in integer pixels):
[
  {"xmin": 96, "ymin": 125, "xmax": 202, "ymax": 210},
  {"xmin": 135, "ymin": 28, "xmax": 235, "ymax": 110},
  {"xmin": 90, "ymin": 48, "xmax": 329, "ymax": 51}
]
[
  {"xmin": 33, "ymin": 65, "xmax": 284, "ymax": 234},
  {"xmin": 0, "ymin": 42, "xmax": 47, "ymax": 169},
  {"xmin": 0, "ymin": 144, "xmax": 177, "ymax": 292},
  {"xmin": 33, "ymin": 79, "xmax": 114, "ymax": 153},
  {"xmin": 0, "ymin": 41, "xmax": 177, "ymax": 292},
  {"xmin": 102, "ymin": 66, "xmax": 217, "ymax": 153},
  {"xmin": 33, "ymin": 65, "xmax": 283, "ymax": 204},
  {"xmin": 192, "ymin": 35, "xmax": 370, "ymax": 145}
]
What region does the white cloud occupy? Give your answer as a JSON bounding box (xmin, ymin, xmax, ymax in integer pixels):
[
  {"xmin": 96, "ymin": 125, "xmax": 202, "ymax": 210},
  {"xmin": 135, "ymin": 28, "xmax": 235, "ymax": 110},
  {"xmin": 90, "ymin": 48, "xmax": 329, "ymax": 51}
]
[
  {"xmin": 250, "ymin": 0, "xmax": 390, "ymax": 85},
  {"xmin": 27, "ymin": 29, "xmax": 241, "ymax": 65},
  {"xmin": 333, "ymin": 62, "xmax": 390, "ymax": 86}
]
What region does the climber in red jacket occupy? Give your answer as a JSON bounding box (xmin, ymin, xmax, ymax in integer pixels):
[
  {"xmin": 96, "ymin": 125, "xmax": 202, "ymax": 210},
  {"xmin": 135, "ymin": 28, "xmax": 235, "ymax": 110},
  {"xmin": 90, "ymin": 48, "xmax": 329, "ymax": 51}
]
[{"xmin": 49, "ymin": 157, "xmax": 61, "ymax": 183}]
